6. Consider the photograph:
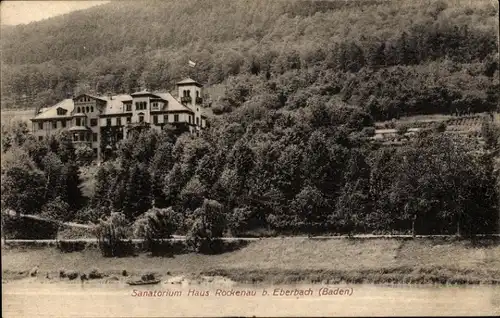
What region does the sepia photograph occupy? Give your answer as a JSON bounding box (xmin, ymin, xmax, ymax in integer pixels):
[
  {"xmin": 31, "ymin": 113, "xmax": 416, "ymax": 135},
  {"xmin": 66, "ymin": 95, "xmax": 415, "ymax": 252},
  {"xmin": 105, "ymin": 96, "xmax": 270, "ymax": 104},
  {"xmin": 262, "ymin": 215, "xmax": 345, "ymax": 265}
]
[{"xmin": 1, "ymin": 0, "xmax": 499, "ymax": 317}]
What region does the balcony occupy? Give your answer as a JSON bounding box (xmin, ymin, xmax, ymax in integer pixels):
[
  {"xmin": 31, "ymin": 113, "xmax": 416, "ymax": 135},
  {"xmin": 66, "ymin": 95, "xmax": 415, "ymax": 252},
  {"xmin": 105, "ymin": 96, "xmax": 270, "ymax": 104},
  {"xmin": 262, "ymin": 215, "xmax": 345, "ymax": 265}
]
[
  {"xmin": 181, "ymin": 96, "xmax": 192, "ymax": 104},
  {"xmin": 195, "ymin": 97, "xmax": 203, "ymax": 104}
]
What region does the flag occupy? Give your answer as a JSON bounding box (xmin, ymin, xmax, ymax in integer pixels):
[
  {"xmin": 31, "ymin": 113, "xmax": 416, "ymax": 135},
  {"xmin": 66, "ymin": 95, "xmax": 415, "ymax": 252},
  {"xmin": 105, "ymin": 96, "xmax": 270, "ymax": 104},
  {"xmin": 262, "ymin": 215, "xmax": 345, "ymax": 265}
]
[{"xmin": 188, "ymin": 60, "xmax": 196, "ymax": 67}]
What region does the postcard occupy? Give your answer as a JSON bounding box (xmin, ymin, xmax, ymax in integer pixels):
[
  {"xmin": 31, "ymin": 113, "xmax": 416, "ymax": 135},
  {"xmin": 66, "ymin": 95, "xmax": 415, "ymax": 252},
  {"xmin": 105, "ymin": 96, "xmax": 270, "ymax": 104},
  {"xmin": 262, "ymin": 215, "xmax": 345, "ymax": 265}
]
[{"xmin": 1, "ymin": 0, "xmax": 499, "ymax": 317}]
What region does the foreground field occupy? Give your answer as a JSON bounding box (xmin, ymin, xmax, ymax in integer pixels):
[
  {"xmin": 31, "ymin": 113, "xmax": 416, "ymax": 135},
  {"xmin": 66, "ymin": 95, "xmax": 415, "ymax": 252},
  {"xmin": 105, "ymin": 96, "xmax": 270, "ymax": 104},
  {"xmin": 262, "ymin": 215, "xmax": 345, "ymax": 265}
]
[{"xmin": 3, "ymin": 238, "xmax": 500, "ymax": 285}]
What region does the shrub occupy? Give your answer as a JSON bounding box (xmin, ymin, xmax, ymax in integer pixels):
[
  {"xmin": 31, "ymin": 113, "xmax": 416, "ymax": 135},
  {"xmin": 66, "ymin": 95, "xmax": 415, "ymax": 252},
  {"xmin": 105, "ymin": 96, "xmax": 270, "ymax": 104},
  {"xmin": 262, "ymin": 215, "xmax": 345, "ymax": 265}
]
[
  {"xmin": 186, "ymin": 199, "xmax": 226, "ymax": 254},
  {"xmin": 95, "ymin": 212, "xmax": 134, "ymax": 257},
  {"xmin": 133, "ymin": 207, "xmax": 180, "ymax": 240},
  {"xmin": 75, "ymin": 145, "xmax": 95, "ymax": 165},
  {"xmin": 227, "ymin": 206, "xmax": 254, "ymax": 236},
  {"xmin": 40, "ymin": 197, "xmax": 71, "ymax": 222},
  {"xmin": 133, "ymin": 207, "xmax": 181, "ymax": 255}
]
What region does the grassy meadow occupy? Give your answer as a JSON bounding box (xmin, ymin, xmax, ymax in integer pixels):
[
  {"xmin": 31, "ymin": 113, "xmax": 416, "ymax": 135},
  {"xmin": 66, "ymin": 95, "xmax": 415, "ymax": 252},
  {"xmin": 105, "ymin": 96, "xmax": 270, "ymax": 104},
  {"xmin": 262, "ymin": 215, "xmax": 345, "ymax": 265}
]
[{"xmin": 3, "ymin": 238, "xmax": 500, "ymax": 285}]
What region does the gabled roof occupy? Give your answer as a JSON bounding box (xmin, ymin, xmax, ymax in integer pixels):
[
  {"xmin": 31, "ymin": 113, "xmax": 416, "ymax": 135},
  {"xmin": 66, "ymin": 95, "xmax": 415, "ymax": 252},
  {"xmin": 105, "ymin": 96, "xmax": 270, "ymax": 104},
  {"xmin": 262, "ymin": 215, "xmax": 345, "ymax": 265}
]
[
  {"xmin": 154, "ymin": 92, "xmax": 194, "ymax": 113},
  {"xmin": 176, "ymin": 78, "xmax": 202, "ymax": 87},
  {"xmin": 32, "ymin": 99, "xmax": 74, "ymax": 120},
  {"xmin": 100, "ymin": 94, "xmax": 133, "ymax": 115}
]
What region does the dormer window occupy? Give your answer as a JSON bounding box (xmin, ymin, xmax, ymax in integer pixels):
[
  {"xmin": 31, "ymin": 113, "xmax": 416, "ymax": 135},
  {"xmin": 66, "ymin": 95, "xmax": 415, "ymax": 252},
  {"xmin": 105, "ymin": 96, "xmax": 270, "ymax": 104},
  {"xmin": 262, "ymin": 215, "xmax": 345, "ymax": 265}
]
[{"xmin": 56, "ymin": 108, "xmax": 67, "ymax": 116}]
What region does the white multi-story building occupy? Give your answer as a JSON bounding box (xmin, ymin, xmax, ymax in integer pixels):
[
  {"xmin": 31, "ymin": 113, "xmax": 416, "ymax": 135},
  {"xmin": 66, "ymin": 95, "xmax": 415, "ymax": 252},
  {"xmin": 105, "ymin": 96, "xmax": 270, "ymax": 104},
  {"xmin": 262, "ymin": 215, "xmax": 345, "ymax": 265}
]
[{"xmin": 30, "ymin": 78, "xmax": 208, "ymax": 160}]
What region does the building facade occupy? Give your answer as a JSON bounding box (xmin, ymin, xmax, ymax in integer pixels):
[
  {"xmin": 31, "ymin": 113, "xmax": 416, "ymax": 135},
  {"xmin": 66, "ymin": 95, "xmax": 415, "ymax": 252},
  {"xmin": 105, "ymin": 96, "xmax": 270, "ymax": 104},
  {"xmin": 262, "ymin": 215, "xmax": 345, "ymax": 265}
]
[{"xmin": 30, "ymin": 78, "xmax": 208, "ymax": 160}]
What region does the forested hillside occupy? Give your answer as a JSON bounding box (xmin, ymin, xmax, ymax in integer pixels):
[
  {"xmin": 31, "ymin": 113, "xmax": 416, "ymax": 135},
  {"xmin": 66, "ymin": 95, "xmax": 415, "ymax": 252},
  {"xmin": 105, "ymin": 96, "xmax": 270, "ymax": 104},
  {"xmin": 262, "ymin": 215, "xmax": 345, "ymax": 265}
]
[
  {"xmin": 1, "ymin": 0, "xmax": 500, "ymax": 243},
  {"xmin": 1, "ymin": 0, "xmax": 498, "ymax": 121}
]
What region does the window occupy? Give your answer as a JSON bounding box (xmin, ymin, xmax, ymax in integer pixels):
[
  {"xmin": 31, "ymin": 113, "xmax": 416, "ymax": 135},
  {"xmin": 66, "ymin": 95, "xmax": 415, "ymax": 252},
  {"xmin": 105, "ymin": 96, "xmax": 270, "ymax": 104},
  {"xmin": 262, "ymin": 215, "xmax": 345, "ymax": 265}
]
[
  {"xmin": 135, "ymin": 101, "xmax": 147, "ymax": 110},
  {"xmin": 188, "ymin": 116, "xmax": 191, "ymax": 124},
  {"xmin": 73, "ymin": 133, "xmax": 78, "ymax": 141},
  {"xmin": 126, "ymin": 117, "xmax": 131, "ymax": 123},
  {"xmin": 196, "ymin": 91, "xmax": 199, "ymax": 97},
  {"xmin": 196, "ymin": 117, "xmax": 199, "ymax": 125},
  {"xmin": 135, "ymin": 101, "xmax": 146, "ymax": 110},
  {"xmin": 90, "ymin": 118, "xmax": 98, "ymax": 126},
  {"xmin": 106, "ymin": 118, "xmax": 112, "ymax": 126},
  {"xmin": 38, "ymin": 136, "xmax": 43, "ymax": 141},
  {"xmin": 152, "ymin": 102, "xmax": 158, "ymax": 109},
  {"xmin": 93, "ymin": 133, "xmax": 98, "ymax": 142},
  {"xmin": 76, "ymin": 118, "xmax": 81, "ymax": 126},
  {"xmin": 93, "ymin": 148, "xmax": 98, "ymax": 156},
  {"xmin": 153, "ymin": 115, "xmax": 158, "ymax": 124},
  {"xmin": 38, "ymin": 122, "xmax": 43, "ymax": 130},
  {"xmin": 82, "ymin": 118, "xmax": 86, "ymax": 126},
  {"xmin": 164, "ymin": 114, "xmax": 168, "ymax": 123},
  {"xmin": 61, "ymin": 120, "xmax": 66, "ymax": 128},
  {"xmin": 91, "ymin": 106, "xmax": 94, "ymax": 112},
  {"xmin": 174, "ymin": 114, "xmax": 179, "ymax": 122},
  {"xmin": 126, "ymin": 103, "xmax": 132, "ymax": 112},
  {"xmin": 117, "ymin": 117, "xmax": 121, "ymax": 126},
  {"xmin": 139, "ymin": 114, "xmax": 144, "ymax": 123},
  {"xmin": 77, "ymin": 107, "xmax": 81, "ymax": 113},
  {"xmin": 86, "ymin": 106, "xmax": 90, "ymax": 113}
]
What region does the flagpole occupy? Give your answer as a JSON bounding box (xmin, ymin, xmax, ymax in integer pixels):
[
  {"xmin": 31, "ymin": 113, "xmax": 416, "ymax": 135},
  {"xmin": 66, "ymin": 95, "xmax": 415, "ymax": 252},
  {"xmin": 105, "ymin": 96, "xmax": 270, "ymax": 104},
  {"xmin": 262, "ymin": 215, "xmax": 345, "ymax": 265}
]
[{"xmin": 188, "ymin": 59, "xmax": 197, "ymax": 81}]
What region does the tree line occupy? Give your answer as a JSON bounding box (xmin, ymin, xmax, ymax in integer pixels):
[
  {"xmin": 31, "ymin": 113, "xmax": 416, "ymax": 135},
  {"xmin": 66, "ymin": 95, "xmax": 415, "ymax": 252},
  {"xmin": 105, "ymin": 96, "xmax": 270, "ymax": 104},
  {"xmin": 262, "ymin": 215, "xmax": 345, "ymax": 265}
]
[{"xmin": 2, "ymin": 109, "xmax": 499, "ymax": 239}]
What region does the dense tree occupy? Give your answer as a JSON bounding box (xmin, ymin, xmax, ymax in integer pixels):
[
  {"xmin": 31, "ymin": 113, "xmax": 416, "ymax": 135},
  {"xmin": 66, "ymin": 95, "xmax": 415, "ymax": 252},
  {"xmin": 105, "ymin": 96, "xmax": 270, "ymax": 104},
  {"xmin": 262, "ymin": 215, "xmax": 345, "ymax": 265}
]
[
  {"xmin": 1, "ymin": 166, "xmax": 46, "ymax": 215},
  {"xmin": 2, "ymin": 0, "xmax": 499, "ymax": 239}
]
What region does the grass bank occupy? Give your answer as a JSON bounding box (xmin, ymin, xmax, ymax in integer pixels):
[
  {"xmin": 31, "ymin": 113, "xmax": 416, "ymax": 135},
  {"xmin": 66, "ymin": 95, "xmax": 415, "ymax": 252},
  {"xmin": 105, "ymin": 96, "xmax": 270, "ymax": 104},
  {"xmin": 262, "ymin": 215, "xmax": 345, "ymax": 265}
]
[{"xmin": 2, "ymin": 238, "xmax": 500, "ymax": 285}]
